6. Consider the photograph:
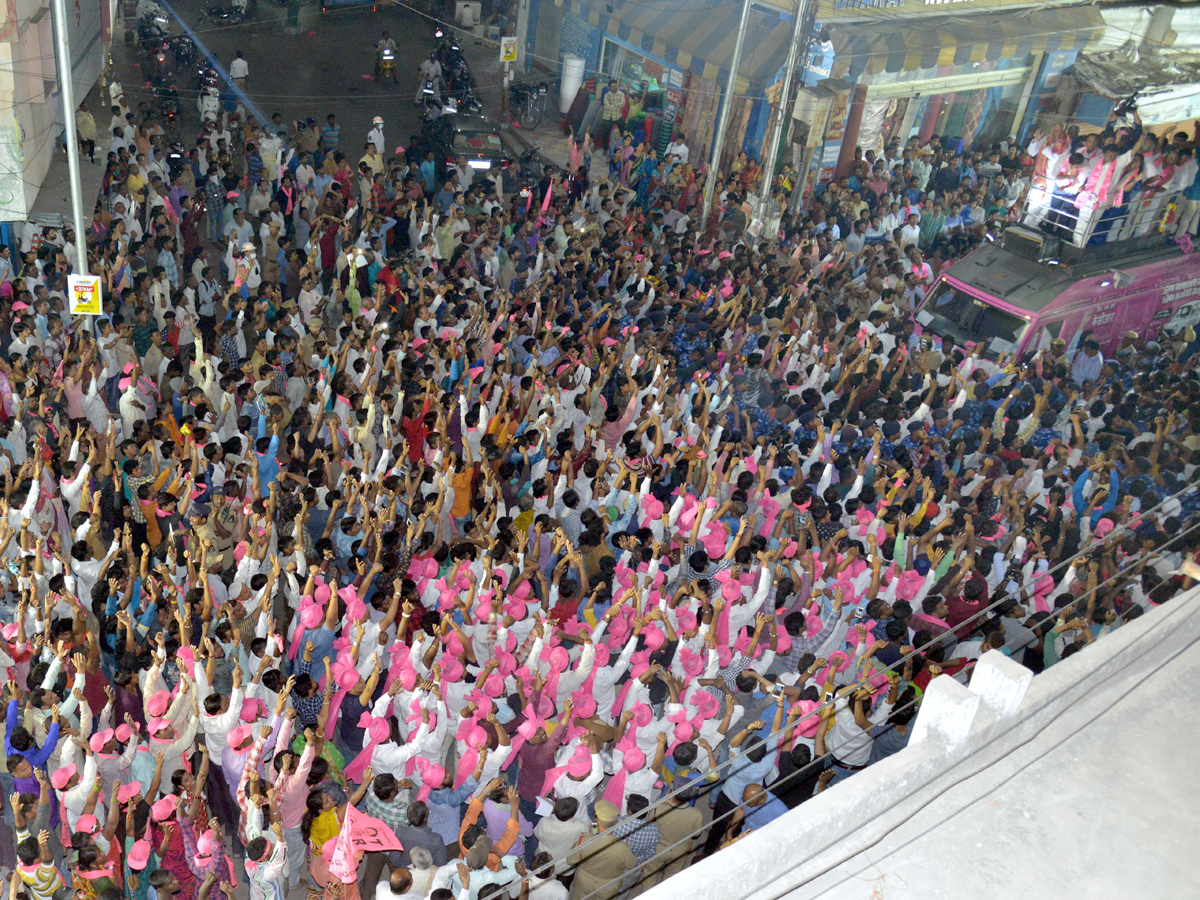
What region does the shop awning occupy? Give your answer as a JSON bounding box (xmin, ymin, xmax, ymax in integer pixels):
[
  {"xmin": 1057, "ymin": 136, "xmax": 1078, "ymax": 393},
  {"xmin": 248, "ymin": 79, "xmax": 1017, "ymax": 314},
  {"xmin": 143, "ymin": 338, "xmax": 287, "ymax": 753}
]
[
  {"xmin": 831, "ymin": 6, "xmax": 1106, "ymax": 80},
  {"xmin": 551, "ymin": 0, "xmax": 794, "ymax": 89}
]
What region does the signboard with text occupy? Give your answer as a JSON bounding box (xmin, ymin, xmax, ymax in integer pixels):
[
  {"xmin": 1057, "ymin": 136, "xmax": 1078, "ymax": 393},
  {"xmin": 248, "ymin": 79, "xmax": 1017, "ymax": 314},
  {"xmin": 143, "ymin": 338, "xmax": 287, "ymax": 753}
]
[
  {"xmin": 815, "ymin": 0, "xmax": 1088, "ymax": 21},
  {"xmin": 68, "ymin": 274, "xmax": 102, "ymax": 315}
]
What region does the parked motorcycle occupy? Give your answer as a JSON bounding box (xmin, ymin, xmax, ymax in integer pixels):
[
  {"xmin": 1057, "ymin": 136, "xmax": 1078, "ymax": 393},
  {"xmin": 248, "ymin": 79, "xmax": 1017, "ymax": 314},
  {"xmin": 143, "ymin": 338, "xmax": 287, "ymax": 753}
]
[
  {"xmin": 156, "ymin": 86, "xmax": 182, "ymax": 139},
  {"xmin": 201, "ymin": 0, "xmax": 250, "ymax": 25},
  {"xmin": 517, "ymin": 141, "xmax": 543, "ymax": 183},
  {"xmin": 508, "ymin": 81, "xmax": 548, "ymax": 129},
  {"xmin": 167, "ymin": 35, "xmax": 196, "ymax": 71},
  {"xmin": 164, "ymin": 141, "xmax": 186, "ymax": 180},
  {"xmin": 137, "ymin": 14, "xmax": 170, "ymax": 55},
  {"xmin": 199, "ymin": 87, "xmax": 220, "ymax": 125}
]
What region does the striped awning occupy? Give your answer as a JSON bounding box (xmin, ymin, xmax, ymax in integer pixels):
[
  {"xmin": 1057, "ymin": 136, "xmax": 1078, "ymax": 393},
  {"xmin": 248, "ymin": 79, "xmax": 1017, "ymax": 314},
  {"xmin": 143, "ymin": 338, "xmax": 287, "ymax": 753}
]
[
  {"xmin": 831, "ymin": 6, "xmax": 1106, "ymax": 79},
  {"xmin": 552, "ymin": 0, "xmax": 795, "ymax": 90}
]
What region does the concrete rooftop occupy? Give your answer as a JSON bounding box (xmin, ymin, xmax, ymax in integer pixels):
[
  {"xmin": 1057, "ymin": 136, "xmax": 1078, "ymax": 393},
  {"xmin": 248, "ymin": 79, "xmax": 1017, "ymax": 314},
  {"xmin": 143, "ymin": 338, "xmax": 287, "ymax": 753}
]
[{"xmin": 797, "ymin": 621, "xmax": 1200, "ymax": 899}]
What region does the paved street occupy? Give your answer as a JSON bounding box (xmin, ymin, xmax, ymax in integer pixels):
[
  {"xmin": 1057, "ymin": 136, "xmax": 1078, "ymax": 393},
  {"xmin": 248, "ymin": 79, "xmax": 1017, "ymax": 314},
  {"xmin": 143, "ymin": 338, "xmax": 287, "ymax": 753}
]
[
  {"xmin": 116, "ymin": 2, "xmax": 445, "ymax": 159},
  {"xmin": 105, "ymin": 0, "xmax": 572, "ymax": 178}
]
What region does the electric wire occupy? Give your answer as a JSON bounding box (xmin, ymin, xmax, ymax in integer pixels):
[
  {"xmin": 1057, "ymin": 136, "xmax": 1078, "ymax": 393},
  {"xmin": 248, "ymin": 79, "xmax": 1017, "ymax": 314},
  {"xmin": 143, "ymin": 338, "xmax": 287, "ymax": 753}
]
[{"xmin": 482, "ymin": 474, "xmax": 1200, "ymax": 899}]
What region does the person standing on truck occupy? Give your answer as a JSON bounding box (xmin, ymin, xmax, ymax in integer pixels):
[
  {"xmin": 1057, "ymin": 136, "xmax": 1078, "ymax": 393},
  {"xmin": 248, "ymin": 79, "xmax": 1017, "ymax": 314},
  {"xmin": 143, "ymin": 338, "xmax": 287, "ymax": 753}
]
[
  {"xmin": 1070, "ymin": 339, "xmax": 1104, "ymax": 386},
  {"xmin": 1175, "ymin": 147, "xmax": 1200, "ymax": 237},
  {"xmin": 1024, "ymin": 124, "xmax": 1071, "ymax": 228}
]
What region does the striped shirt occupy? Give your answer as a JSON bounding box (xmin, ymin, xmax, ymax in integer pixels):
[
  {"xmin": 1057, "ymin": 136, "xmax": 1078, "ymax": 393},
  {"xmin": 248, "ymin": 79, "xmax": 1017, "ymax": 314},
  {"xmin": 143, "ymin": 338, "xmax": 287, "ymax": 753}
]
[{"xmin": 14, "ymin": 829, "xmax": 64, "ymax": 900}]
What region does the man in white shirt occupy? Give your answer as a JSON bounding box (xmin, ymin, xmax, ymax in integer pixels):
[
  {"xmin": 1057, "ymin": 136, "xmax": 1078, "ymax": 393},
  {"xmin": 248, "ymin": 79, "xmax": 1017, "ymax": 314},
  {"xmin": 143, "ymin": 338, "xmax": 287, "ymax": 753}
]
[
  {"xmin": 229, "ymin": 51, "xmax": 249, "ymax": 86},
  {"xmin": 369, "ymin": 117, "xmax": 386, "ymax": 156},
  {"xmin": 665, "ymin": 134, "xmax": 689, "ymax": 165},
  {"xmin": 375, "ymin": 867, "xmax": 422, "ymax": 900}
]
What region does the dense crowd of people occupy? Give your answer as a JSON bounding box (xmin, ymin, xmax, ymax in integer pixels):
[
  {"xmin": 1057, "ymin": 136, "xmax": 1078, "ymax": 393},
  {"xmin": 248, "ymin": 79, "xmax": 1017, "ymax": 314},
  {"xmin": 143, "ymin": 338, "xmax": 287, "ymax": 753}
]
[{"xmin": 0, "ymin": 52, "xmax": 1198, "ymax": 900}]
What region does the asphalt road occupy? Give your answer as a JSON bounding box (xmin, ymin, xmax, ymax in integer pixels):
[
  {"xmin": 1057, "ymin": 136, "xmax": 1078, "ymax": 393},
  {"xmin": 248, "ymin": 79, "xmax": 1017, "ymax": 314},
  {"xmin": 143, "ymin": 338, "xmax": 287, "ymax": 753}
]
[{"xmin": 116, "ymin": 1, "xmax": 446, "ymax": 157}]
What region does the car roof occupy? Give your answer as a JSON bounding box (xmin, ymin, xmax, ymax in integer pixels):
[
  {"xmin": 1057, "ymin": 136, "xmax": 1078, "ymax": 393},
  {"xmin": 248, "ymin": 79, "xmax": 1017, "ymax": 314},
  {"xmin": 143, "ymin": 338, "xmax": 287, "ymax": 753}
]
[{"xmin": 452, "ymin": 115, "xmax": 501, "ymax": 134}]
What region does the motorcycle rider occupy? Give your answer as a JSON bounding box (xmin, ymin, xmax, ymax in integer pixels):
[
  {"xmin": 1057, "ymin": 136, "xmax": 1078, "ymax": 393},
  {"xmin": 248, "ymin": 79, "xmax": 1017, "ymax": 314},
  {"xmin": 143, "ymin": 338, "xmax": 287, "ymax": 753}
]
[
  {"xmin": 375, "ymin": 30, "xmax": 397, "ymax": 81},
  {"xmin": 416, "ymin": 52, "xmax": 442, "ymax": 105},
  {"xmin": 368, "ymin": 117, "xmax": 385, "ymax": 156}
]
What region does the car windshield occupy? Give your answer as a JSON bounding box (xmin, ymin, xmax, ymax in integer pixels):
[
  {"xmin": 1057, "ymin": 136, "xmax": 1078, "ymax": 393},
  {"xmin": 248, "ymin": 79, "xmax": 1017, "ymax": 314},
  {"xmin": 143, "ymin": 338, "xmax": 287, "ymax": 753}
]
[
  {"xmin": 917, "ymin": 280, "xmax": 1028, "ymax": 359},
  {"xmin": 453, "ymin": 130, "xmax": 502, "ymax": 153}
]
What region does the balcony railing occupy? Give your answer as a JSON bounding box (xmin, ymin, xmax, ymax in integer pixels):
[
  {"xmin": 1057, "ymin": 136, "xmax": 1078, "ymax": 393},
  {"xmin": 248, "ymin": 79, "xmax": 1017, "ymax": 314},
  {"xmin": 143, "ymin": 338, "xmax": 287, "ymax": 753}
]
[{"xmin": 1019, "ymin": 183, "xmax": 1183, "ymax": 249}]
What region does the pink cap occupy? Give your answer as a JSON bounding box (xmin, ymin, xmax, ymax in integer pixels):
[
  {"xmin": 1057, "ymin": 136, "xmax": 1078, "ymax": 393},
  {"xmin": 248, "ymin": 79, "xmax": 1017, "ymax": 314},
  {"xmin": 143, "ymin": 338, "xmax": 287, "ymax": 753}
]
[
  {"xmin": 51, "ymin": 764, "xmax": 76, "ymax": 790},
  {"xmin": 566, "ymin": 749, "xmax": 592, "ymax": 777},
  {"xmin": 89, "ymin": 728, "xmax": 115, "ymax": 753},
  {"xmin": 226, "ymin": 725, "xmax": 251, "ymax": 749},
  {"xmin": 115, "ymin": 723, "xmax": 134, "ymax": 743},
  {"xmin": 151, "ymin": 794, "xmax": 178, "ymax": 822},
  {"xmin": 146, "ymin": 689, "xmax": 171, "ymax": 718},
  {"xmin": 117, "ymin": 781, "xmax": 142, "ymax": 804},
  {"xmin": 300, "ymin": 603, "xmax": 324, "ymax": 629},
  {"xmin": 631, "ymin": 704, "xmax": 653, "ymax": 728},
  {"xmin": 77, "ymin": 813, "xmax": 99, "ymax": 834},
  {"xmin": 1095, "ymin": 517, "xmax": 1115, "ymax": 538},
  {"xmin": 240, "ymin": 698, "xmax": 265, "ymax": 723},
  {"xmin": 193, "ymin": 830, "xmax": 215, "ymax": 866},
  {"xmin": 148, "ymin": 717, "xmax": 172, "ymax": 737},
  {"xmin": 127, "ymin": 839, "xmax": 152, "ymax": 870},
  {"xmin": 1, "ymin": 623, "xmax": 17, "ymax": 641}
]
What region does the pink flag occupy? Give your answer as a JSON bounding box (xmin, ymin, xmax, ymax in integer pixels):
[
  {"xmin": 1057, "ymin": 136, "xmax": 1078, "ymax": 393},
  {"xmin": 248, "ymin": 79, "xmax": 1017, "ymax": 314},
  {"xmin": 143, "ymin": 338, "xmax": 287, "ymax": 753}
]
[
  {"xmin": 346, "ymin": 803, "xmax": 404, "ymax": 853},
  {"xmin": 569, "ymin": 141, "xmax": 579, "ymax": 175},
  {"xmin": 326, "ymin": 807, "xmax": 357, "ymax": 884},
  {"xmin": 541, "ymin": 181, "xmax": 553, "ymax": 214}
]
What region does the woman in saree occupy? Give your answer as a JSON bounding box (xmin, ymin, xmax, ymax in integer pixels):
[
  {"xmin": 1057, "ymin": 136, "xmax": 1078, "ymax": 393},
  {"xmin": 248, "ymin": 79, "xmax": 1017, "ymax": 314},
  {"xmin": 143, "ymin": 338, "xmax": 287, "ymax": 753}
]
[{"xmin": 301, "ymin": 772, "xmax": 372, "ymax": 900}]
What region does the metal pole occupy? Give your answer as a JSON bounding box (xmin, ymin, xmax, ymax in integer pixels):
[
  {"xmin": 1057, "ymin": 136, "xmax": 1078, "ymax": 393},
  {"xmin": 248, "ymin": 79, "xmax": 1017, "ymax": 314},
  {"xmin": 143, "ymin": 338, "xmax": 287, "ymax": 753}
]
[
  {"xmin": 699, "ymin": 0, "xmax": 753, "ymax": 234},
  {"xmin": 753, "ymin": 0, "xmax": 812, "ymax": 229},
  {"xmin": 50, "ymin": 0, "xmax": 88, "ymax": 283}
]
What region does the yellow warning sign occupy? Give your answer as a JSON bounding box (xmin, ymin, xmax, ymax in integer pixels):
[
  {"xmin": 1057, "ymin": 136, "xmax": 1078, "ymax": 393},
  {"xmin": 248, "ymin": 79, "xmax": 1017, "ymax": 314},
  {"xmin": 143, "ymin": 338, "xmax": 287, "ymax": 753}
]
[{"xmin": 68, "ymin": 274, "xmax": 102, "ymax": 315}]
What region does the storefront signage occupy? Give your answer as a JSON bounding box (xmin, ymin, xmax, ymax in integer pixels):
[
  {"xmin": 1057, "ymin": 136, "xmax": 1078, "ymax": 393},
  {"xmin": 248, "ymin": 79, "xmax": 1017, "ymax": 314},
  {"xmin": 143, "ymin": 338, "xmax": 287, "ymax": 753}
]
[{"xmin": 819, "ymin": 0, "xmax": 1088, "ymax": 20}]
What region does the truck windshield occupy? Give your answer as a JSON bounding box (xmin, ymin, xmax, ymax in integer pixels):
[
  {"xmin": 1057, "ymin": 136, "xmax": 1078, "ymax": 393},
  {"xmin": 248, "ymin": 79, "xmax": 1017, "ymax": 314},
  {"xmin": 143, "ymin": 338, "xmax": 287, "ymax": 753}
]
[{"xmin": 918, "ymin": 280, "xmax": 1028, "ymax": 359}]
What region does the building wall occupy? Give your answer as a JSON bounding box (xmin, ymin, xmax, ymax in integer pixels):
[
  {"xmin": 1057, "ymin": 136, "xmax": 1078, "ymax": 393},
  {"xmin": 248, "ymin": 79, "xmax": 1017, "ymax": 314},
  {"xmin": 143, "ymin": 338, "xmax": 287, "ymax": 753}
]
[
  {"xmin": 558, "ymin": 9, "xmax": 600, "ymax": 75},
  {"xmin": 530, "ymin": 0, "xmax": 565, "ymax": 75},
  {"xmin": 0, "ymin": 0, "xmax": 106, "ymax": 220}
]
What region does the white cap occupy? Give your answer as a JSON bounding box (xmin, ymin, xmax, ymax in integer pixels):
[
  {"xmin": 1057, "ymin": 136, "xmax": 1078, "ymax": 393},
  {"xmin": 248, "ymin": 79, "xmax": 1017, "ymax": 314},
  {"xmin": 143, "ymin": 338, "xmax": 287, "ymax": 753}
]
[
  {"xmin": 372, "ymin": 116, "xmax": 383, "ymax": 125},
  {"xmin": 241, "ymin": 243, "xmax": 255, "ymax": 253}
]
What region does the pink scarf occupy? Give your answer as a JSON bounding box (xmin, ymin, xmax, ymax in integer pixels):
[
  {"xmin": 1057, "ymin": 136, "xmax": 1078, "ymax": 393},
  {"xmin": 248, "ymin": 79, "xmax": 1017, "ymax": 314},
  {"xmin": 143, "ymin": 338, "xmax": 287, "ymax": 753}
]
[{"xmin": 1083, "ymin": 158, "xmax": 1119, "ymax": 207}]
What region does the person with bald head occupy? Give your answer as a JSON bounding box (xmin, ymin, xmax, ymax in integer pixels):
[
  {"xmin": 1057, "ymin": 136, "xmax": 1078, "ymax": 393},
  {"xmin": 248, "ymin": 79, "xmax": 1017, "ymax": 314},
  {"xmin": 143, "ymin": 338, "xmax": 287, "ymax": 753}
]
[
  {"xmin": 376, "ymin": 866, "xmax": 419, "ymax": 900},
  {"xmin": 724, "ymin": 784, "xmax": 789, "ymax": 843}
]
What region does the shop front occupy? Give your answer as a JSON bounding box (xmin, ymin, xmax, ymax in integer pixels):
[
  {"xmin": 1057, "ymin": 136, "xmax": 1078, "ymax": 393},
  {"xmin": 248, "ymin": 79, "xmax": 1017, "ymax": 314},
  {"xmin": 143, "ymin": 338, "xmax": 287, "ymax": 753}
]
[
  {"xmin": 596, "ymin": 36, "xmax": 690, "ymax": 159},
  {"xmin": 814, "ymin": 5, "xmax": 1103, "ymax": 172},
  {"xmin": 548, "ymin": 0, "xmax": 796, "ymax": 170}
]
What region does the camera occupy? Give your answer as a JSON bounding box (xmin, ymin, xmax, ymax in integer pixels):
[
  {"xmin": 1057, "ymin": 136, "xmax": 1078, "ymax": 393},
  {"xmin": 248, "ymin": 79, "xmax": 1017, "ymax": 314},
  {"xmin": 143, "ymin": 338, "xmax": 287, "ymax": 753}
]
[{"xmin": 1113, "ymin": 92, "xmax": 1139, "ymax": 118}]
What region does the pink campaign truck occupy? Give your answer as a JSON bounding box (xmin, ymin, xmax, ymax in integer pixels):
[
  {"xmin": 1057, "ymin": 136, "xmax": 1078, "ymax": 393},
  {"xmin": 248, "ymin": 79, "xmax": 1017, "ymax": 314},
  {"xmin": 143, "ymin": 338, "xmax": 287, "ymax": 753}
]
[{"xmin": 913, "ymin": 190, "xmax": 1200, "ymax": 360}]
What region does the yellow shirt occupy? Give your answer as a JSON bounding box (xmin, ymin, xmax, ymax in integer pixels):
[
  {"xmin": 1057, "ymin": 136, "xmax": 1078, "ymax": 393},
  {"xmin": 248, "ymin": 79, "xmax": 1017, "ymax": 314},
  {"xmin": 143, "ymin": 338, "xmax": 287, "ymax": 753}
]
[{"xmin": 309, "ymin": 808, "xmax": 341, "ymax": 852}]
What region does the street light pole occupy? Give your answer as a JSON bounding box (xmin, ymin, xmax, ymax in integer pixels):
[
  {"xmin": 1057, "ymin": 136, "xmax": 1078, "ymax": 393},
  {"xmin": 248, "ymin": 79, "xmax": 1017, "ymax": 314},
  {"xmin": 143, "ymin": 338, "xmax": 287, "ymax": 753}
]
[
  {"xmin": 753, "ymin": 0, "xmax": 813, "ymax": 232},
  {"xmin": 50, "ymin": 0, "xmax": 88, "ymax": 285},
  {"xmin": 699, "ymin": 0, "xmax": 753, "ymax": 234}
]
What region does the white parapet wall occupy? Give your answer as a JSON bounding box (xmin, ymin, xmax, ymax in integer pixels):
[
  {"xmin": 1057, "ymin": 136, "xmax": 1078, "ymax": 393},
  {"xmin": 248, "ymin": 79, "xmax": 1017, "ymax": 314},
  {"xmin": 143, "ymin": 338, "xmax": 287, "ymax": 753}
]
[{"xmin": 640, "ymin": 588, "xmax": 1200, "ymax": 900}]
